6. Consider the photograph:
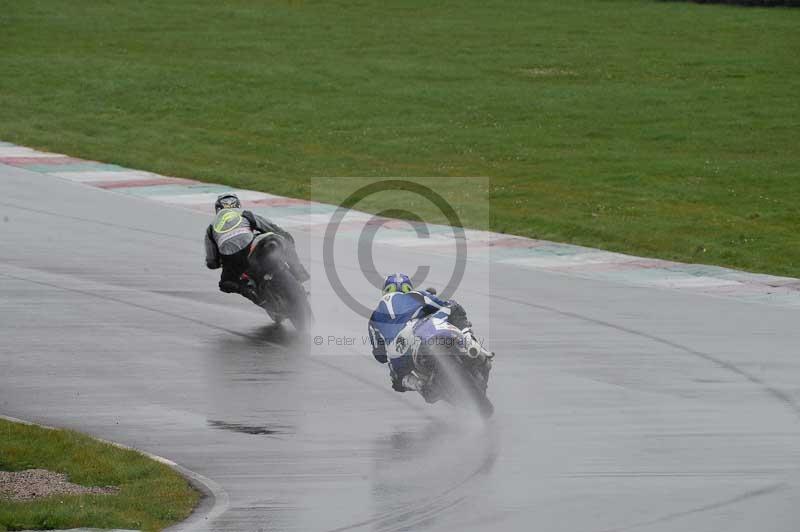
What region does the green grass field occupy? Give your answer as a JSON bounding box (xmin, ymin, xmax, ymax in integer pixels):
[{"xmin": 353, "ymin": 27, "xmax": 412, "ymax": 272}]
[
  {"xmin": 0, "ymin": 419, "xmax": 199, "ymax": 531},
  {"xmin": 1, "ymin": 0, "xmax": 799, "ymax": 276}
]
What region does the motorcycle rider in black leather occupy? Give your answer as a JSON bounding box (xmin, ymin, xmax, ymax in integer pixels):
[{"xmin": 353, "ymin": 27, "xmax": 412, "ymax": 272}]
[{"xmin": 204, "ymin": 193, "xmax": 309, "ymax": 298}]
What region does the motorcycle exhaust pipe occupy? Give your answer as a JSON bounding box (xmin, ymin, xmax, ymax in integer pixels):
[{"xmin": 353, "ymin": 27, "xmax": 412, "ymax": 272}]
[
  {"xmin": 465, "ymin": 335, "xmax": 485, "ymax": 359},
  {"xmin": 464, "ymin": 334, "xmax": 495, "ymax": 361}
]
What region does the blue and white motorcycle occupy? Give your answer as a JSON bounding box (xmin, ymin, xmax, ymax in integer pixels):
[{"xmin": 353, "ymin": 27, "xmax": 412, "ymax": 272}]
[{"xmin": 396, "ymin": 313, "xmax": 495, "ymax": 418}]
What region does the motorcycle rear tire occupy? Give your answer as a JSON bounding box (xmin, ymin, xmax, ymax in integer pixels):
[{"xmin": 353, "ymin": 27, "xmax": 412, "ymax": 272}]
[
  {"xmin": 476, "ymin": 394, "xmax": 494, "ymax": 419},
  {"xmin": 273, "ymin": 269, "xmax": 313, "ymax": 332}
]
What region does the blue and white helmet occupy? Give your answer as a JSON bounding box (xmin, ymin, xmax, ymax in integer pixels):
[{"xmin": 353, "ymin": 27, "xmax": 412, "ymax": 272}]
[{"xmin": 383, "ymin": 273, "xmax": 413, "ymax": 294}]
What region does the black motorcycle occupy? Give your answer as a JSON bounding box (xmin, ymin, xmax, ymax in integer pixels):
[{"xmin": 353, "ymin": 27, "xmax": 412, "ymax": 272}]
[
  {"xmin": 244, "ymin": 232, "xmax": 313, "ymax": 332},
  {"xmin": 406, "ymin": 314, "xmax": 495, "ymax": 418}
]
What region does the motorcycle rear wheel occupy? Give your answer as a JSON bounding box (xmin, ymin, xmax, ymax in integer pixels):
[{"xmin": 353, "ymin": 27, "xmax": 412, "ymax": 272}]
[{"xmin": 273, "ymin": 269, "xmax": 313, "ymax": 332}]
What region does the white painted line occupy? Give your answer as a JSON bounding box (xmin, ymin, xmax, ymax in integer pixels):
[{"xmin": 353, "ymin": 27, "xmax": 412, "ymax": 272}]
[
  {"xmin": 50, "ymin": 170, "xmax": 164, "ymax": 182},
  {"xmin": 376, "ymin": 234, "xmax": 461, "ymax": 248},
  {"xmin": 153, "ymin": 189, "xmax": 274, "ymax": 205},
  {"xmin": 500, "ymin": 251, "xmax": 640, "ymax": 269},
  {"xmin": 647, "ymin": 276, "xmax": 742, "ymax": 289},
  {"xmin": 0, "ymin": 147, "xmax": 65, "ymax": 157}
]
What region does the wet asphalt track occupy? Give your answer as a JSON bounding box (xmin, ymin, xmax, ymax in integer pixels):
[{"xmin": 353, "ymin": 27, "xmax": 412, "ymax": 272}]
[{"xmin": 1, "ymin": 163, "xmax": 800, "ymax": 531}]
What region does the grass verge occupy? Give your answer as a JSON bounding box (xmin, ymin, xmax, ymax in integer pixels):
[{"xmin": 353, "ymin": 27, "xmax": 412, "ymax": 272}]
[
  {"xmin": 1, "ymin": 0, "xmax": 799, "ymax": 276},
  {"xmin": 0, "ymin": 418, "xmax": 199, "ymax": 532}
]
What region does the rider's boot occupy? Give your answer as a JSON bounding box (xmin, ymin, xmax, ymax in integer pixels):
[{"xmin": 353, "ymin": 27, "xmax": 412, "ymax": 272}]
[
  {"xmin": 219, "ymin": 280, "xmax": 240, "ymax": 293},
  {"xmin": 402, "ymin": 373, "xmax": 439, "ymax": 403},
  {"xmin": 237, "ymin": 274, "xmax": 262, "ymax": 305},
  {"xmin": 401, "ymin": 373, "xmax": 425, "ymax": 392}
]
